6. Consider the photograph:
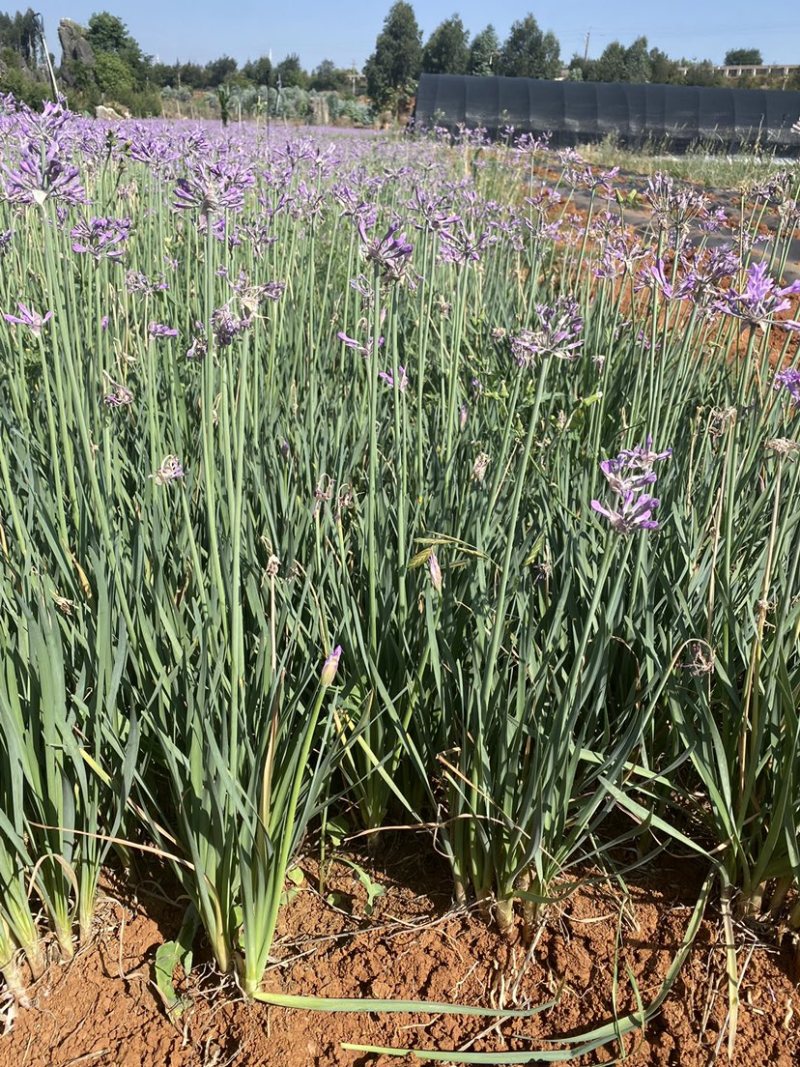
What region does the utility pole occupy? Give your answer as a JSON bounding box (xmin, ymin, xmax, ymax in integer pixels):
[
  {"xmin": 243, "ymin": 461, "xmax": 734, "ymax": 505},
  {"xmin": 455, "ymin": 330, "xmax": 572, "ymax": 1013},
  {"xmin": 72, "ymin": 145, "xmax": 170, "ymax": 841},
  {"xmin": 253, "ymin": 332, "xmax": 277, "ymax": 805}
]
[
  {"xmin": 583, "ymin": 30, "xmax": 591, "ymax": 63},
  {"xmin": 35, "ymin": 12, "xmax": 59, "ymax": 99}
]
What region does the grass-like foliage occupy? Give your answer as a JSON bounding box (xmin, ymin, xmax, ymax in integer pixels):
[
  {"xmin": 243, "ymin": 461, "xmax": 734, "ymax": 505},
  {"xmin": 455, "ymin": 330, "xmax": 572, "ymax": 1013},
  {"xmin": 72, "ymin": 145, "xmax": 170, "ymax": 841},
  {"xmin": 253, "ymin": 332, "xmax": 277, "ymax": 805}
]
[{"xmin": 0, "ymin": 99, "xmax": 798, "ymax": 1033}]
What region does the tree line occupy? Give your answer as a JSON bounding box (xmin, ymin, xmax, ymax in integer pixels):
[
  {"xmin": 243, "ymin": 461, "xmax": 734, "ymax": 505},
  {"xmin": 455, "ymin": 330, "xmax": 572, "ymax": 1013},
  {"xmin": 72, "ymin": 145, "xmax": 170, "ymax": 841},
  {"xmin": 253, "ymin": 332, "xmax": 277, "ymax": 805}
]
[
  {"xmin": 365, "ymin": 5, "xmax": 798, "ymax": 113},
  {"xmin": 0, "ymin": 4, "xmax": 795, "ymax": 118}
]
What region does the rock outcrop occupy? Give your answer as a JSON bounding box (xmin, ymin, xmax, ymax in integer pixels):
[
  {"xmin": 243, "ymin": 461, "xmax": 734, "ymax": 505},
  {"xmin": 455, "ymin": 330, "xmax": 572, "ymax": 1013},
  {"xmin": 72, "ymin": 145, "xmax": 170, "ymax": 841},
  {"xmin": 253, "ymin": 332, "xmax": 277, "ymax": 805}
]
[{"xmin": 58, "ymin": 19, "xmax": 94, "ymax": 85}]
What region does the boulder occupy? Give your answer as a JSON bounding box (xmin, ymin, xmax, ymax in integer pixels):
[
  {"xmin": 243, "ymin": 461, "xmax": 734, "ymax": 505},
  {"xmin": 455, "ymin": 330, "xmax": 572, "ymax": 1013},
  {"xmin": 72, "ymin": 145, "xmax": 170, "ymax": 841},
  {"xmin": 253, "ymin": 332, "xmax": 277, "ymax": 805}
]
[{"xmin": 95, "ymin": 104, "xmax": 124, "ymax": 121}]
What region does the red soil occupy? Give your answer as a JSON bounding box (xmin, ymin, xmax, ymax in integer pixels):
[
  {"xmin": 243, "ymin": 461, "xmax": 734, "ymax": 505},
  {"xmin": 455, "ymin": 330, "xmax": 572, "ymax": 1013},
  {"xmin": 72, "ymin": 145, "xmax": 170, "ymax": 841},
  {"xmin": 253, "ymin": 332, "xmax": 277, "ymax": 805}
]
[{"xmin": 2, "ymin": 840, "xmax": 798, "ymax": 1066}]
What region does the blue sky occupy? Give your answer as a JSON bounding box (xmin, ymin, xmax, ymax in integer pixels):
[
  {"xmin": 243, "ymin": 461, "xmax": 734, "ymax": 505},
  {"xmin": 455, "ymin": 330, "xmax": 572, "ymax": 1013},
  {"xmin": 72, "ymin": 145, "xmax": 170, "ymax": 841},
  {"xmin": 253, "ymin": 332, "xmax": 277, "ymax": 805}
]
[{"xmin": 38, "ymin": 1, "xmax": 799, "ymax": 70}]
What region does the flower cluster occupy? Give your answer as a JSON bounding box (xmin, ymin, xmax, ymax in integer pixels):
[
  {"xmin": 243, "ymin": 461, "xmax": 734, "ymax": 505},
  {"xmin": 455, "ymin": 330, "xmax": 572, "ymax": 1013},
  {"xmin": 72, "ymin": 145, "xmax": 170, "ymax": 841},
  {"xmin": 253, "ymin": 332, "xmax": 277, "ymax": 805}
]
[
  {"xmin": 102, "ymin": 372, "xmax": 134, "ymax": 408},
  {"xmin": 774, "ymin": 368, "xmax": 800, "ymax": 406},
  {"xmin": 149, "ymin": 322, "xmax": 179, "ymax": 340},
  {"xmin": 3, "ymin": 141, "xmax": 85, "ymax": 207},
  {"xmin": 174, "ymin": 159, "xmax": 255, "ymax": 218},
  {"xmin": 71, "ymin": 216, "xmax": 132, "ymax": 262},
  {"xmin": 510, "ymin": 296, "xmax": 583, "ymax": 366},
  {"xmin": 591, "ymin": 438, "xmax": 672, "ymax": 535},
  {"xmin": 716, "ymin": 262, "xmax": 800, "ymax": 332},
  {"xmin": 438, "ymin": 221, "xmax": 496, "ymax": 265},
  {"xmin": 126, "ymin": 270, "xmax": 169, "ymax": 295},
  {"xmin": 212, "ymin": 304, "xmax": 253, "ymax": 347},
  {"xmin": 356, "ymin": 218, "xmax": 414, "ymax": 285}
]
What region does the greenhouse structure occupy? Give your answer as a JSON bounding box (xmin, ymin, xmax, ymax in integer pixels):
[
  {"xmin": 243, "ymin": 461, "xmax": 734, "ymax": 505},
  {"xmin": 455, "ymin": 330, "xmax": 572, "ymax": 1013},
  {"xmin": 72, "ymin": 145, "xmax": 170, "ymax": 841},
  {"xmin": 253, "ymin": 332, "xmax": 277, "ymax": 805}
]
[{"xmin": 414, "ymin": 73, "xmax": 800, "ymax": 152}]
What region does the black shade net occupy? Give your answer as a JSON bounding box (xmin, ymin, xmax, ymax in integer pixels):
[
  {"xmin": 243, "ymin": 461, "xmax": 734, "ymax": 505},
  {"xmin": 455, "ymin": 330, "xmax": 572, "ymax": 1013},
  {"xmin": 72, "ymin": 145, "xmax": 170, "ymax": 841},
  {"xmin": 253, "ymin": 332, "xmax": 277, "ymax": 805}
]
[{"xmin": 414, "ymin": 73, "xmax": 800, "ymax": 153}]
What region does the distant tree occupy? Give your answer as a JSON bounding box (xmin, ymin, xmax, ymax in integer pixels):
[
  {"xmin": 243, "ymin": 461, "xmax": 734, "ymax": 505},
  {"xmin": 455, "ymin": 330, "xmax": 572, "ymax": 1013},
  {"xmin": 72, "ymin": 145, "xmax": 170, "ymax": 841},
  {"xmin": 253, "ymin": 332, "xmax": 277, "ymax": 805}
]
[
  {"xmin": 468, "ymin": 24, "xmax": 499, "ymax": 76},
  {"xmin": 682, "ymin": 60, "xmax": 723, "ymax": 88},
  {"xmin": 85, "ymin": 12, "xmax": 130, "ymax": 55},
  {"xmin": 568, "ymin": 54, "xmax": 594, "ymax": 81},
  {"xmin": 724, "ymin": 48, "xmax": 762, "ymax": 66},
  {"xmin": 648, "ymin": 47, "xmax": 682, "ymax": 85},
  {"xmin": 309, "ymin": 58, "xmax": 348, "ymax": 92},
  {"xmin": 592, "ymin": 36, "xmax": 652, "ymax": 83},
  {"xmin": 499, "ymin": 14, "xmax": 560, "ymax": 80},
  {"xmin": 149, "ymin": 61, "xmax": 178, "ymax": 87},
  {"xmin": 177, "ymin": 62, "xmax": 206, "ymax": 89},
  {"xmin": 364, "ymin": 1, "xmax": 422, "ymax": 111},
  {"xmin": 86, "ymin": 12, "xmax": 148, "ymax": 85},
  {"xmin": 593, "ymin": 41, "xmax": 627, "ymax": 82},
  {"xmin": 94, "ymin": 50, "xmax": 134, "ymax": 97},
  {"xmin": 421, "ymin": 14, "xmax": 469, "ymax": 75},
  {"xmin": 623, "ymin": 37, "xmax": 651, "ymax": 82},
  {"xmin": 0, "ymin": 8, "xmax": 43, "ymax": 68},
  {"xmin": 242, "ymin": 55, "xmax": 273, "ymax": 86},
  {"xmin": 275, "ymin": 52, "xmax": 307, "ymax": 88},
  {"xmin": 204, "ymin": 55, "xmax": 237, "ymax": 87}
]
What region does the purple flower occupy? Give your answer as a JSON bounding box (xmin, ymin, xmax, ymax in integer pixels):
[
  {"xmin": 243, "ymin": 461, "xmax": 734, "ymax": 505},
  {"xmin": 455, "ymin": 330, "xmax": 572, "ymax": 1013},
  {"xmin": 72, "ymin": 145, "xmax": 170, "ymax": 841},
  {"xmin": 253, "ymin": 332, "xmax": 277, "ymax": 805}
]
[
  {"xmin": 0, "ymin": 229, "xmax": 13, "ymax": 256},
  {"xmin": 4, "ymin": 302, "xmax": 52, "ymax": 337},
  {"xmin": 640, "ymin": 258, "xmax": 696, "ymax": 302},
  {"xmin": 186, "ymin": 326, "xmax": 208, "ymax": 362},
  {"xmin": 149, "ymin": 322, "xmax": 178, "ymax": 339},
  {"xmin": 378, "ymin": 366, "xmax": 408, "ymax": 391},
  {"xmin": 438, "ymin": 222, "xmax": 496, "ymax": 265},
  {"xmin": 337, "ymin": 330, "xmax": 384, "ymax": 358},
  {"xmin": 612, "ymin": 437, "xmax": 673, "ymax": 476},
  {"xmin": 408, "ymin": 186, "xmax": 460, "ymax": 233},
  {"xmin": 645, "ymin": 173, "xmax": 709, "ymax": 245},
  {"xmin": 127, "ymin": 270, "xmax": 169, "ymax": 295},
  {"xmin": 565, "ymin": 164, "xmax": 619, "ymax": 196},
  {"xmin": 699, "ymin": 206, "xmax": 728, "ymax": 232},
  {"xmin": 150, "ymin": 455, "xmax": 184, "ymax": 485},
  {"xmin": 774, "ymin": 368, "xmax": 800, "ymax": 406},
  {"xmin": 716, "ymin": 262, "xmax": 800, "ymax": 332},
  {"xmin": 102, "ymin": 372, "xmax": 133, "ymax": 408}
]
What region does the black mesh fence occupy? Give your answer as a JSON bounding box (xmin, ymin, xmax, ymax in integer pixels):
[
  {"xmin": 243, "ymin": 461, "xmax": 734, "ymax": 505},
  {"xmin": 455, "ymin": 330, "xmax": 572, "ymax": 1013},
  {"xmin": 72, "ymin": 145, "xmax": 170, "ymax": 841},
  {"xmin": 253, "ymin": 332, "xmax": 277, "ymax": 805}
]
[{"xmin": 414, "ymin": 73, "xmax": 800, "ymax": 153}]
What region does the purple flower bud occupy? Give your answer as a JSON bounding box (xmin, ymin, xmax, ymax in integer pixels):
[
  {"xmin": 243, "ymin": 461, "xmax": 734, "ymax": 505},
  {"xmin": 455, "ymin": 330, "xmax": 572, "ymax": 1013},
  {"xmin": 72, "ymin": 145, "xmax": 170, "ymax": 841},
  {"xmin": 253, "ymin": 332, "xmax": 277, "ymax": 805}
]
[
  {"xmin": 320, "ymin": 645, "xmax": 342, "ymax": 687},
  {"xmin": 428, "ymin": 552, "xmax": 442, "ymax": 593}
]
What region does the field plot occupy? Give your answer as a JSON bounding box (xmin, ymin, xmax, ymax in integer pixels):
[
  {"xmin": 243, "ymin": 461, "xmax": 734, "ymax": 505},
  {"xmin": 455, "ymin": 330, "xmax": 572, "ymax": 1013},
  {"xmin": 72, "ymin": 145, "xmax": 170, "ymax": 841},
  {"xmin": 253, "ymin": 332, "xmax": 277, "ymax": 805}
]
[{"xmin": 0, "ymin": 102, "xmax": 799, "ymax": 1064}]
